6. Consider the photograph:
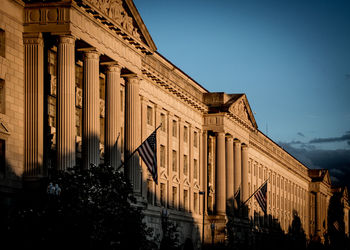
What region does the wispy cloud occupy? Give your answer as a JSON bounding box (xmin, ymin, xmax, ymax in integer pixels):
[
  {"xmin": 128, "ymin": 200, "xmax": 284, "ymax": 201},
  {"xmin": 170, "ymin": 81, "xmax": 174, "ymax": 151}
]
[
  {"xmin": 309, "ymin": 131, "xmax": 350, "ymax": 144},
  {"xmin": 297, "ymin": 132, "xmax": 305, "ymax": 137}
]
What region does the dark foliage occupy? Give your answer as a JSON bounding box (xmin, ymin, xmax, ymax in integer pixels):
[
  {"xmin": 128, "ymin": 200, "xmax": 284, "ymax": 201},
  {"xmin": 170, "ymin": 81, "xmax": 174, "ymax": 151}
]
[
  {"xmin": 160, "ymin": 214, "xmax": 180, "ymax": 250},
  {"xmin": 5, "ymin": 165, "xmax": 157, "ymax": 250},
  {"xmin": 287, "ymin": 211, "xmax": 307, "ymax": 250}
]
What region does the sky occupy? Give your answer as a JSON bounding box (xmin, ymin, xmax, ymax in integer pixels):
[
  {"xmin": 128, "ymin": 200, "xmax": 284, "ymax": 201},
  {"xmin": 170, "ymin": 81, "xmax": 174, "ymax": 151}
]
[{"xmin": 133, "ymin": 0, "xmax": 350, "ymax": 186}]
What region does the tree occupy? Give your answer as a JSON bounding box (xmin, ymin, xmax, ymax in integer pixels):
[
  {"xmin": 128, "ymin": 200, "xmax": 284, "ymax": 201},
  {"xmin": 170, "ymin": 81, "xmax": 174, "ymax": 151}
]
[
  {"xmin": 287, "ymin": 211, "xmax": 306, "ymax": 250},
  {"xmin": 327, "ymin": 191, "xmax": 346, "ymax": 250},
  {"xmin": 6, "ymin": 165, "xmax": 157, "ymax": 250}
]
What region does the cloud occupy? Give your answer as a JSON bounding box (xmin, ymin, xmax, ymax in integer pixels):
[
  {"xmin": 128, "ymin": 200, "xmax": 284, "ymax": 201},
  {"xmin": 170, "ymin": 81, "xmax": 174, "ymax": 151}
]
[
  {"xmin": 297, "ymin": 132, "xmax": 305, "ymax": 137},
  {"xmin": 278, "ymin": 141, "xmax": 350, "ymax": 188},
  {"xmin": 309, "ymin": 131, "xmax": 350, "ymax": 144}
]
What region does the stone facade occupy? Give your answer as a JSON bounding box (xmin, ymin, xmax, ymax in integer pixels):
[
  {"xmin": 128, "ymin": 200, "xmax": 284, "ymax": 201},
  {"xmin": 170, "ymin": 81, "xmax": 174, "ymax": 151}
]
[{"xmin": 0, "ymin": 0, "xmax": 349, "ymax": 248}]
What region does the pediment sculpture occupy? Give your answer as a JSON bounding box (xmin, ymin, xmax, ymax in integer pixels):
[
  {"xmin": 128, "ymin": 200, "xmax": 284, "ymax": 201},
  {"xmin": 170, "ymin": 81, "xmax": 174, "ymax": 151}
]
[
  {"xmin": 230, "ymin": 99, "xmax": 250, "ymax": 122},
  {"xmin": 86, "ymin": 0, "xmax": 141, "ymax": 40}
]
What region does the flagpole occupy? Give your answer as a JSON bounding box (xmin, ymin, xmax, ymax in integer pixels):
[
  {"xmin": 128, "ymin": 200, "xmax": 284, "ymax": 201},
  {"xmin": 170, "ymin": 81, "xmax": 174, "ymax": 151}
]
[
  {"xmin": 116, "ymin": 124, "xmax": 162, "ymax": 171},
  {"xmin": 242, "ymin": 177, "xmax": 270, "ymax": 205}
]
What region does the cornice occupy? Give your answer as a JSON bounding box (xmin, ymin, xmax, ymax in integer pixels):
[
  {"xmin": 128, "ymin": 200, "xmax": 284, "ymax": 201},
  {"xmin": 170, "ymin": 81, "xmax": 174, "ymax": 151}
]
[{"xmin": 249, "ymin": 132, "xmax": 310, "ymax": 183}]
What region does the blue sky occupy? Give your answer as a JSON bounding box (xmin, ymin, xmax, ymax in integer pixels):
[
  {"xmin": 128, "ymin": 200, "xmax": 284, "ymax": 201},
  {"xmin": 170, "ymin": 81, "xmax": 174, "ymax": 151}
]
[{"xmin": 134, "ymin": 0, "xmax": 350, "ymax": 184}]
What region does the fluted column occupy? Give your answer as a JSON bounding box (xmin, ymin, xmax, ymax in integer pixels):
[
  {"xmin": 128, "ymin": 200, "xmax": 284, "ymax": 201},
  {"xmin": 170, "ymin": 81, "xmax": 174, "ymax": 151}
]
[
  {"xmin": 105, "ymin": 64, "xmax": 122, "ymax": 168},
  {"xmin": 24, "ymin": 32, "xmax": 44, "ymax": 177},
  {"xmin": 57, "ymin": 35, "xmax": 76, "ymax": 170},
  {"xmin": 234, "ymin": 139, "xmax": 241, "ymax": 208},
  {"xmin": 125, "ymin": 75, "xmax": 141, "ymax": 194},
  {"xmin": 226, "ymin": 136, "xmax": 234, "ymax": 208},
  {"xmin": 82, "ymin": 50, "xmax": 100, "ymax": 169},
  {"xmin": 216, "ymin": 132, "xmax": 226, "ymax": 215},
  {"xmin": 241, "ymin": 144, "xmax": 249, "ymax": 217}
]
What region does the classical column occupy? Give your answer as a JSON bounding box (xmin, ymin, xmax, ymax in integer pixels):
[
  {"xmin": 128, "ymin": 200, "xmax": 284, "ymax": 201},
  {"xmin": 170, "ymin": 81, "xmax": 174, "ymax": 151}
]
[
  {"xmin": 241, "ymin": 144, "xmax": 249, "ymax": 203},
  {"xmin": 216, "ymin": 132, "xmax": 226, "ymax": 215},
  {"xmin": 57, "ymin": 35, "xmax": 76, "ymax": 170},
  {"xmin": 226, "ymin": 136, "xmax": 234, "ymax": 208},
  {"xmin": 82, "ymin": 50, "xmax": 100, "ymax": 169},
  {"xmin": 125, "ymin": 75, "xmax": 141, "ymax": 194},
  {"xmin": 105, "ymin": 63, "xmax": 121, "ymax": 168},
  {"xmin": 234, "ymin": 139, "xmax": 241, "ymax": 208},
  {"xmin": 24, "ymin": 32, "xmax": 44, "ymax": 177}
]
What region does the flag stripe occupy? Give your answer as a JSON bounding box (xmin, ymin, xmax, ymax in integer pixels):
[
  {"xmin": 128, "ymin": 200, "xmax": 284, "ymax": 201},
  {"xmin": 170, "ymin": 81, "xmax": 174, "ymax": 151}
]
[{"xmin": 254, "ymin": 182, "xmax": 267, "ymax": 214}]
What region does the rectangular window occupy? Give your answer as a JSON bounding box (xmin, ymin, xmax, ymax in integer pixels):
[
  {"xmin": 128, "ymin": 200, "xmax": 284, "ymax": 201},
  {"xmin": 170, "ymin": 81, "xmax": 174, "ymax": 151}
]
[
  {"xmin": 0, "ymin": 79, "xmax": 4, "ymax": 114},
  {"xmin": 147, "ymin": 180, "xmax": 153, "ymax": 204},
  {"xmin": 160, "ymin": 113, "xmax": 166, "ymax": 132},
  {"xmin": 172, "ymin": 120, "xmax": 177, "ymax": 137},
  {"xmin": 147, "ymin": 106, "xmax": 153, "ymax": 125},
  {"xmin": 0, "ymin": 139, "xmax": 5, "ymax": 174},
  {"xmin": 120, "ymin": 90, "xmax": 123, "ymax": 111},
  {"xmin": 160, "ymin": 145, "xmax": 165, "ymax": 168},
  {"xmin": 172, "ymin": 186, "xmax": 177, "ymax": 209},
  {"xmin": 160, "ymin": 183, "xmax": 166, "ymax": 206},
  {"xmin": 193, "ymin": 131, "xmax": 198, "ymax": 148},
  {"xmin": 194, "ymin": 193, "xmax": 198, "ymax": 213},
  {"xmin": 0, "ymin": 29, "xmax": 5, "ymax": 57},
  {"xmin": 172, "ymin": 150, "xmax": 177, "ymax": 172},
  {"xmin": 193, "ymin": 159, "xmax": 198, "ymax": 179},
  {"xmin": 184, "ymin": 189, "xmax": 188, "ymax": 211},
  {"xmin": 183, "ymin": 126, "xmax": 188, "ymax": 143},
  {"xmin": 183, "ymin": 155, "xmax": 188, "ymax": 175}
]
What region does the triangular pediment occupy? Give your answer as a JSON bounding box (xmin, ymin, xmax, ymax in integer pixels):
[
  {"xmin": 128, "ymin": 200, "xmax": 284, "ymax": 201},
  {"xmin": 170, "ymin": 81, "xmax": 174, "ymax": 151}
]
[
  {"xmin": 227, "ymin": 94, "xmax": 257, "ymax": 129},
  {"xmin": 0, "ymin": 120, "xmax": 10, "ymax": 135},
  {"xmin": 323, "ymin": 170, "xmax": 331, "ymax": 185},
  {"xmin": 172, "ymin": 175, "xmax": 179, "ymax": 184},
  {"xmin": 82, "ymin": 0, "xmax": 157, "ymax": 51},
  {"xmin": 159, "ymin": 170, "xmax": 168, "ymax": 180}
]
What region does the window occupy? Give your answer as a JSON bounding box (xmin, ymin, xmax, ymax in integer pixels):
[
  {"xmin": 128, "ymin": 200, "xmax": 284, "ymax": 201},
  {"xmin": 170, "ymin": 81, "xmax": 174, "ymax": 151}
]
[
  {"xmin": 193, "ymin": 159, "xmax": 198, "ymax": 179},
  {"xmin": 184, "ymin": 190, "xmax": 188, "ymax": 211},
  {"xmin": 183, "ymin": 126, "xmax": 188, "ymax": 143},
  {"xmin": 160, "ymin": 145, "xmax": 165, "ymax": 168},
  {"xmin": 0, "ymin": 79, "xmax": 4, "ymax": 114},
  {"xmin": 193, "ymin": 131, "xmax": 198, "ymax": 147},
  {"xmin": 120, "ymin": 90, "xmax": 123, "ymax": 111},
  {"xmin": 0, "ymin": 139, "xmax": 4, "ymax": 174},
  {"xmin": 172, "ymin": 150, "xmax": 177, "ymax": 172},
  {"xmin": 172, "ymin": 120, "xmax": 177, "ymax": 137},
  {"xmin": 183, "ymin": 155, "xmax": 188, "ymax": 175},
  {"xmin": 172, "ymin": 186, "xmax": 177, "ymax": 208},
  {"xmin": 160, "ymin": 183, "xmax": 166, "ymax": 206},
  {"xmin": 147, "ymin": 180, "xmax": 153, "ymax": 204},
  {"xmin": 147, "ymin": 106, "xmax": 153, "ymax": 125},
  {"xmin": 0, "ymin": 29, "xmax": 4, "ymax": 57},
  {"xmin": 194, "ymin": 193, "xmax": 198, "ymax": 213},
  {"xmin": 248, "ymin": 161, "xmax": 251, "ymax": 173},
  {"xmin": 160, "ymin": 113, "xmax": 166, "ymax": 132}
]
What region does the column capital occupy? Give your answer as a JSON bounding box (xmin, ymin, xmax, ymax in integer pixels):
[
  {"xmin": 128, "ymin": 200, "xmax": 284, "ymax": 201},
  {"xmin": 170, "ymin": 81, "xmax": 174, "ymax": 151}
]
[
  {"xmin": 226, "ymin": 135, "xmax": 234, "ymax": 142},
  {"xmin": 58, "ymin": 35, "xmax": 75, "ymax": 45},
  {"xmin": 233, "ymin": 138, "xmax": 241, "ymax": 145},
  {"xmin": 83, "ymin": 50, "xmax": 100, "ymax": 60},
  {"xmin": 242, "ymin": 144, "xmax": 249, "ymax": 150},
  {"xmin": 106, "ymin": 63, "xmax": 122, "ymax": 73},
  {"xmin": 215, "ymin": 131, "xmax": 225, "ymax": 137},
  {"xmin": 23, "ymin": 32, "xmax": 43, "ymax": 45}
]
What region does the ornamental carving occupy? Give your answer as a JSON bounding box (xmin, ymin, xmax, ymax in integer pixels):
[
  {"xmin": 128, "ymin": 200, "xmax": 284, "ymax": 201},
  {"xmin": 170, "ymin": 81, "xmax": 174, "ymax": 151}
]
[
  {"xmin": 230, "ymin": 99, "xmax": 251, "ymax": 124},
  {"xmin": 86, "ymin": 0, "xmax": 141, "ymax": 40},
  {"xmin": 75, "ymin": 87, "xmax": 83, "ymax": 108}
]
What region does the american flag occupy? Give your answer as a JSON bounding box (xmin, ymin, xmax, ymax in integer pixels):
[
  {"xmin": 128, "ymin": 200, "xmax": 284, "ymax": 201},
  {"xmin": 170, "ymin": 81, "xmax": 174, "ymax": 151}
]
[
  {"xmin": 137, "ymin": 129, "xmax": 158, "ymax": 184},
  {"xmin": 254, "ymin": 182, "xmax": 267, "ymax": 214}
]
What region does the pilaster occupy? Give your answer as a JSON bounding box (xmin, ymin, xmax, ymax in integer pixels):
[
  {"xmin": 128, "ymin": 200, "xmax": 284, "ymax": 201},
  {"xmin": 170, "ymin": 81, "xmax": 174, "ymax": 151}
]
[
  {"xmin": 202, "ymin": 130, "xmax": 208, "ymax": 214},
  {"xmin": 226, "ymin": 136, "xmax": 234, "ymax": 207},
  {"xmin": 242, "ymin": 144, "xmax": 249, "ymax": 203},
  {"xmin": 24, "ymin": 32, "xmax": 44, "ymax": 177},
  {"xmin": 234, "ymin": 139, "xmax": 241, "ymax": 205},
  {"xmin": 57, "ymin": 35, "xmax": 76, "ymax": 170}
]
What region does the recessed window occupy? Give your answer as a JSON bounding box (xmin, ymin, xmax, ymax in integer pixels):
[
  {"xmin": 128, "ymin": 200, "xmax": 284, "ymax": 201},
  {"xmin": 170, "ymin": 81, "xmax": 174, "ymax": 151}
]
[
  {"xmin": 0, "ymin": 29, "xmax": 5, "ymax": 57},
  {"xmin": 147, "ymin": 106, "xmax": 153, "ymax": 125},
  {"xmin": 172, "ymin": 150, "xmax": 177, "ymax": 172},
  {"xmin": 0, "ymin": 139, "xmax": 5, "ymax": 174},
  {"xmin": 183, "ymin": 126, "xmax": 188, "ymax": 143},
  {"xmin": 172, "ymin": 120, "xmax": 177, "ymax": 137},
  {"xmin": 160, "ymin": 145, "xmax": 165, "ymax": 168},
  {"xmin": 160, "ymin": 113, "xmax": 166, "ymax": 132},
  {"xmin": 194, "ymin": 192, "xmax": 198, "ymax": 213},
  {"xmin": 0, "ymin": 79, "xmax": 5, "ymax": 114},
  {"xmin": 183, "ymin": 155, "xmax": 188, "ymax": 175},
  {"xmin": 172, "ymin": 186, "xmax": 177, "ymax": 209},
  {"xmin": 184, "ymin": 189, "xmax": 188, "ymax": 211},
  {"xmin": 160, "ymin": 183, "xmax": 166, "ymax": 206},
  {"xmin": 193, "ymin": 159, "xmax": 198, "ymax": 179},
  {"xmin": 147, "ymin": 180, "xmax": 153, "ymax": 204},
  {"xmin": 193, "ymin": 131, "xmax": 198, "ymax": 147}
]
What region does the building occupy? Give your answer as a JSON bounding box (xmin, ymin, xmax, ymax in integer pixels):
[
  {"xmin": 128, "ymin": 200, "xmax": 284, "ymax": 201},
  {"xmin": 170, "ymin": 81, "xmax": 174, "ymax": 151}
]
[{"xmin": 0, "ymin": 0, "xmax": 348, "ymax": 248}]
